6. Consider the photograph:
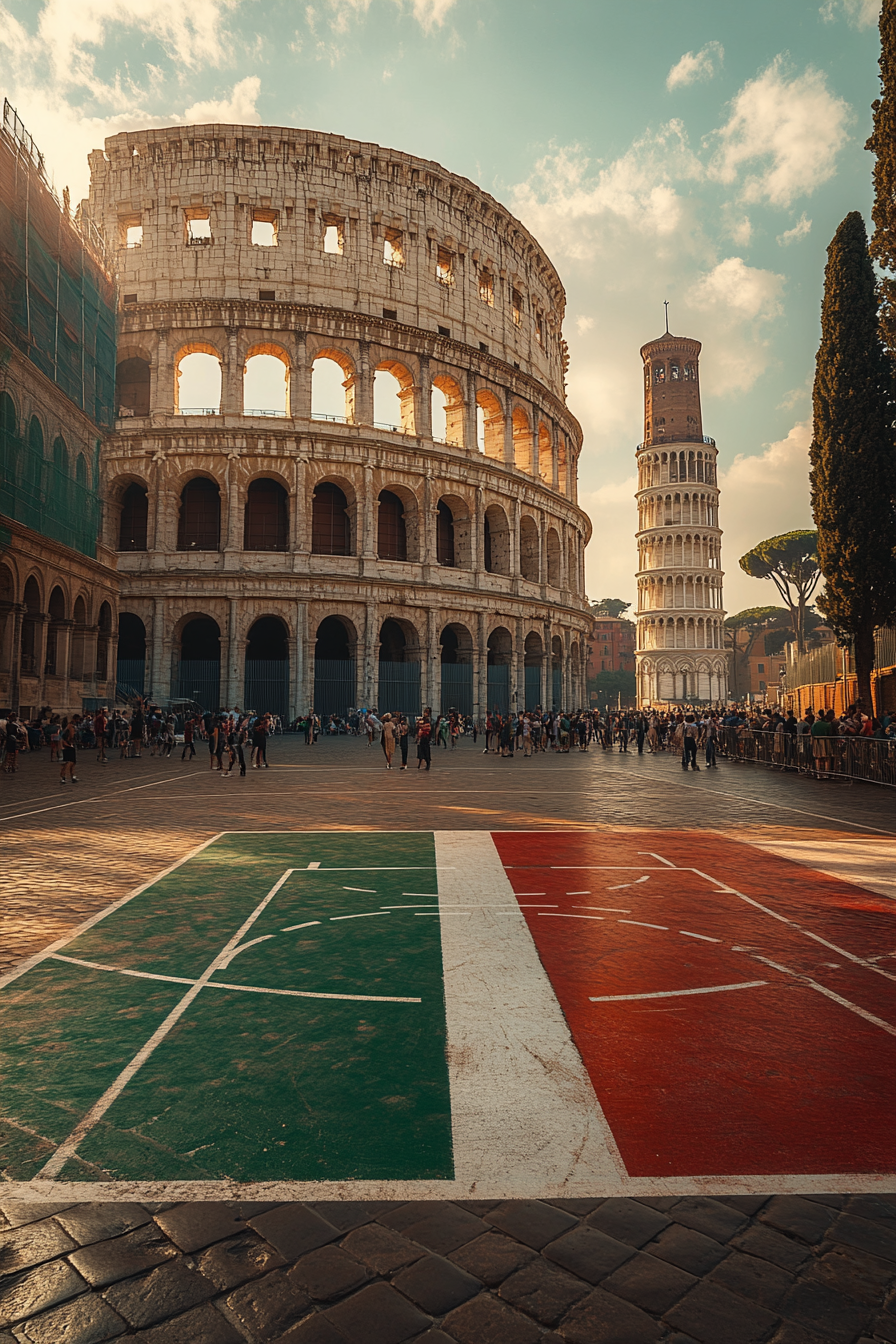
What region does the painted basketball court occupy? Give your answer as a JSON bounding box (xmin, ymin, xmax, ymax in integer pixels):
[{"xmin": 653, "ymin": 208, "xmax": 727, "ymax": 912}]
[{"xmin": 1, "ymin": 829, "xmax": 894, "ymax": 1199}]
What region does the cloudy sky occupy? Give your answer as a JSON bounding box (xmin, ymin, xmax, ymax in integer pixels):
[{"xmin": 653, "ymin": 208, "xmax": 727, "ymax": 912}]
[{"xmin": 0, "ymin": 0, "xmax": 884, "ymax": 614}]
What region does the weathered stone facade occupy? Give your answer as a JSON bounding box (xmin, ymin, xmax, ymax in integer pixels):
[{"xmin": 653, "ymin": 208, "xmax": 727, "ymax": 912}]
[
  {"xmin": 88, "ymin": 124, "xmax": 591, "ymax": 718},
  {"xmin": 634, "ymin": 333, "xmax": 729, "ymax": 706}
]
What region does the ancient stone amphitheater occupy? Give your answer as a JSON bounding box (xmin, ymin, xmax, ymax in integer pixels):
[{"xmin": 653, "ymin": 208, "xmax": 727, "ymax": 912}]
[{"xmin": 91, "ymin": 125, "xmax": 591, "ymax": 720}]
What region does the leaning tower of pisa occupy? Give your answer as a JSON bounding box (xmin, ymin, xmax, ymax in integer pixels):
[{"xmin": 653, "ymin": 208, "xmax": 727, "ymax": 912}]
[{"xmin": 634, "ymin": 331, "xmax": 729, "ymax": 706}]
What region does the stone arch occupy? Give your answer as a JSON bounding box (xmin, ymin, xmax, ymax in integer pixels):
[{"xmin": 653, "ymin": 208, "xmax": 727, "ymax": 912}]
[
  {"xmin": 311, "ymin": 348, "xmax": 356, "ymax": 423},
  {"xmin": 244, "ymin": 615, "xmax": 290, "ymax": 717},
  {"xmin": 374, "ymin": 359, "xmax": 415, "ymax": 433},
  {"xmin": 437, "ymin": 493, "xmax": 472, "ymax": 570},
  {"xmin": 440, "ymin": 622, "xmax": 474, "ymax": 663},
  {"xmin": 177, "ymin": 475, "xmax": 221, "ymax": 551},
  {"xmin": 519, "ymin": 514, "xmax": 539, "ymax": 582},
  {"xmin": 243, "ymin": 342, "xmax": 290, "ymax": 417},
  {"xmin": 176, "ymin": 614, "xmax": 222, "ymax": 708},
  {"xmin": 538, "ymin": 422, "xmax": 552, "ymax": 484},
  {"xmin": 487, "ymin": 626, "xmax": 513, "ymax": 664},
  {"xmin": 546, "ymin": 527, "xmax": 561, "ymax": 587},
  {"xmin": 311, "ymin": 477, "xmax": 354, "ymax": 556},
  {"xmin": 244, "ymin": 477, "xmax": 289, "ymax": 551},
  {"xmin": 377, "ymin": 488, "xmax": 408, "ymax": 561},
  {"xmin": 119, "ymin": 480, "xmax": 149, "ymax": 551},
  {"xmin": 483, "ymin": 503, "xmax": 510, "ymax": 576},
  {"xmin": 116, "ymin": 356, "xmax": 151, "ymax": 417},
  {"xmin": 173, "ymin": 341, "xmax": 223, "ymax": 414},
  {"xmin": 315, "ymin": 614, "xmax": 358, "ymax": 660},
  {"xmin": 512, "ymin": 405, "xmax": 533, "ymax": 473},
  {"xmin": 379, "ymin": 614, "xmax": 422, "ymax": 662},
  {"xmin": 431, "ymin": 372, "xmax": 464, "ymax": 447},
  {"xmin": 476, "ymin": 388, "xmax": 504, "ymax": 459}
]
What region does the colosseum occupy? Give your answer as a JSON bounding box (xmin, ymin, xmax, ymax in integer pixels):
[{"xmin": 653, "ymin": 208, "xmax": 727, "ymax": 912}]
[{"xmin": 87, "ymin": 124, "xmax": 592, "ymax": 721}]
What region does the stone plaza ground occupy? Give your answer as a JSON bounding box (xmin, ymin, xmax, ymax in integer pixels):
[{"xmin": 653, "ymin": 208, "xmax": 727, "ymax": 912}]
[{"xmin": 0, "ymin": 735, "xmax": 894, "ymax": 1341}]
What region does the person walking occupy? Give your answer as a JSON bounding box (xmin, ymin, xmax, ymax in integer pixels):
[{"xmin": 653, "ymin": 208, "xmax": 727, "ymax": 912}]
[
  {"xmin": 381, "ymin": 713, "xmax": 396, "ymax": 769},
  {"xmin": 682, "ymin": 714, "xmax": 700, "ymax": 771},
  {"xmin": 181, "ymin": 714, "xmax": 196, "ymax": 760},
  {"xmin": 416, "ymin": 713, "xmax": 432, "ymax": 771},
  {"xmin": 95, "ymin": 707, "xmax": 108, "ymax": 764},
  {"xmin": 59, "ymin": 716, "xmax": 80, "ymax": 784},
  {"xmin": 397, "ymin": 715, "xmax": 410, "ymax": 770}
]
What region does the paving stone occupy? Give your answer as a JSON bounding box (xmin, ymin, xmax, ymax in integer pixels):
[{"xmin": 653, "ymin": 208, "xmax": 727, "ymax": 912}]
[
  {"xmin": 707, "ymin": 1249, "xmax": 795, "ymax": 1309},
  {"xmin": 729, "ymin": 1224, "xmax": 812, "ymax": 1272},
  {"xmin": 845, "ymin": 1195, "xmax": 896, "ymax": 1226},
  {"xmin": 543, "ymin": 1224, "xmax": 635, "ymax": 1283},
  {"xmin": 322, "ymin": 1281, "xmax": 431, "ymax": 1344},
  {"xmin": 452, "ymin": 1202, "xmax": 500, "ymax": 1216},
  {"xmin": 545, "ymin": 1199, "xmax": 603, "ymax": 1215},
  {"xmin": 483, "ymin": 1200, "xmax": 578, "ymax": 1250},
  {"xmin": 274, "ymin": 1315, "xmax": 345, "ymax": 1344},
  {"xmin": 225, "ymin": 1267, "xmax": 312, "ymax": 1340},
  {"xmin": 645, "ymin": 1224, "xmax": 729, "ymax": 1277},
  {"xmin": 152, "ymin": 1202, "xmax": 247, "ymax": 1252},
  {"xmin": 305, "ymin": 1202, "xmax": 394, "ymax": 1233},
  {"xmin": 559, "ymin": 1286, "xmax": 664, "ymax": 1343},
  {"xmin": 392, "ymin": 1254, "xmax": 480, "ymax": 1315},
  {"xmin": 802, "ymin": 1195, "xmax": 847, "ymax": 1209},
  {"xmin": 11, "ymin": 1293, "xmax": 125, "ymax": 1343},
  {"xmin": 872, "ymin": 1314, "xmax": 896, "ymax": 1344},
  {"xmin": 769, "ymin": 1325, "xmax": 841, "ymax": 1344},
  {"xmin": 601, "ymin": 1249, "xmax": 697, "ymax": 1314},
  {"xmin": 716, "ymin": 1197, "xmax": 771, "ymax": 1216},
  {"xmin": 497, "ymin": 1258, "xmax": 589, "ymax": 1325},
  {"xmin": 341, "ymin": 1224, "xmax": 424, "ymax": 1275},
  {"xmin": 288, "ymin": 1245, "xmax": 369, "ymax": 1301},
  {"xmin": 448, "ymin": 1231, "xmax": 538, "ymax": 1287},
  {"xmin": 0, "ymin": 1217, "xmax": 77, "ymax": 1273},
  {"xmin": 133, "ymin": 1302, "xmax": 244, "ymax": 1343},
  {"xmin": 54, "ymin": 1204, "xmax": 152, "ymax": 1247},
  {"xmin": 0, "ymin": 1204, "xmax": 76, "ymax": 1229},
  {"xmin": 828, "ymin": 1213, "xmax": 896, "ymax": 1263},
  {"xmin": 409, "ymin": 1333, "xmax": 459, "ymax": 1344},
  {"xmin": 196, "ymin": 1230, "xmax": 287, "ymax": 1291},
  {"xmin": 805, "ymin": 1243, "xmax": 894, "ymax": 1305},
  {"xmin": 67, "ymin": 1224, "xmax": 179, "ymax": 1289},
  {"xmin": 229, "ymin": 1203, "xmax": 280, "ymax": 1221},
  {"xmin": 0, "ymin": 1257, "xmax": 87, "ymax": 1326},
  {"xmin": 586, "ymin": 1199, "xmax": 671, "ymax": 1249},
  {"xmin": 665, "ymin": 1280, "xmax": 780, "ymax": 1344},
  {"xmin": 379, "ymin": 1203, "xmax": 488, "ymax": 1256},
  {"xmin": 248, "ymin": 1206, "xmax": 341, "ymax": 1262},
  {"xmin": 759, "ymin": 1196, "xmax": 835, "ymax": 1245},
  {"xmin": 101, "ymin": 1257, "xmax": 217, "ymax": 1329},
  {"xmin": 668, "ymin": 1197, "xmax": 749, "ymax": 1243},
  {"xmin": 777, "ymin": 1279, "xmax": 870, "ymax": 1342},
  {"xmin": 443, "ymin": 1291, "xmax": 542, "ymax": 1344},
  {"xmin": 635, "ymin": 1198, "xmax": 681, "ymax": 1211}
]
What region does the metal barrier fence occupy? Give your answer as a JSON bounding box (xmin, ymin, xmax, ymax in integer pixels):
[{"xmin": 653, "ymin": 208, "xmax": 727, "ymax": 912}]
[{"xmin": 717, "ymin": 727, "xmax": 896, "ymax": 787}]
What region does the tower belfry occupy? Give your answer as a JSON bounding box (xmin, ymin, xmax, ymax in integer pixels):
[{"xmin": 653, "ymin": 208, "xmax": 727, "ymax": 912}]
[{"xmin": 634, "ymin": 330, "xmax": 729, "ymax": 706}]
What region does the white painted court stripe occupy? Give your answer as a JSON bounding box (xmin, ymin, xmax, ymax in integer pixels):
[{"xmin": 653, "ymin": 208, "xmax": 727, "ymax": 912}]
[
  {"xmin": 680, "ymin": 931, "xmax": 722, "ymax": 943},
  {"xmin": 751, "ymin": 956, "xmax": 896, "ymax": 1037},
  {"xmin": 50, "ymin": 954, "xmax": 195, "ymax": 986},
  {"xmin": 590, "ymin": 981, "xmax": 768, "ymax": 1003},
  {"xmin": 204, "ymin": 981, "xmax": 420, "ymax": 1004},
  {"xmin": 35, "ymin": 867, "xmax": 298, "ymax": 1181},
  {"xmin": 435, "ymin": 831, "xmax": 626, "ymax": 1186}
]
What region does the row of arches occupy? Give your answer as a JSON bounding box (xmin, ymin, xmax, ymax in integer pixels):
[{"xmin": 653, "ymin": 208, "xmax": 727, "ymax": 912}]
[
  {"xmin": 637, "ymin": 449, "xmax": 717, "ymax": 490},
  {"xmin": 116, "ymin": 345, "xmax": 573, "ymax": 490},
  {"xmin": 0, "ymin": 563, "xmax": 116, "ymax": 685},
  {"xmin": 637, "ymin": 658, "xmax": 728, "ymax": 706},
  {"xmin": 637, "ymin": 534, "xmax": 722, "ymax": 571},
  {"xmin": 112, "ymin": 474, "xmax": 583, "ymax": 590},
  {"xmin": 636, "ymin": 616, "xmax": 724, "ymax": 650},
  {"xmin": 637, "ymin": 575, "xmax": 724, "ymax": 611},
  {"xmin": 637, "ymin": 492, "xmax": 718, "ymax": 529}
]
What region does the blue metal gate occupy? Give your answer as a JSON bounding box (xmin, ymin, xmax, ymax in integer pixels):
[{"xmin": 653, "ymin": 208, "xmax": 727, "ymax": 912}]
[
  {"xmin": 487, "ymin": 665, "xmax": 510, "ymax": 716},
  {"xmin": 313, "ymin": 659, "xmax": 356, "ymax": 718},
  {"xmin": 440, "ymin": 664, "xmax": 473, "ymax": 717},
  {"xmin": 177, "ymin": 660, "xmax": 220, "ymax": 711},
  {"xmin": 244, "ymin": 659, "xmax": 289, "ymax": 719}
]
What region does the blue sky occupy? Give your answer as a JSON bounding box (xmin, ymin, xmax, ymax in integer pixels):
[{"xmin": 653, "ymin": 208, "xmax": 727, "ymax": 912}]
[{"xmin": 1, "ymin": 0, "xmax": 884, "ymax": 612}]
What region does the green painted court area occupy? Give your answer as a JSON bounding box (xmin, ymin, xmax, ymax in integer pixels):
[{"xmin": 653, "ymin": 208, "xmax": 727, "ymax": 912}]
[{"xmin": 0, "ymin": 833, "xmax": 453, "ymax": 1184}]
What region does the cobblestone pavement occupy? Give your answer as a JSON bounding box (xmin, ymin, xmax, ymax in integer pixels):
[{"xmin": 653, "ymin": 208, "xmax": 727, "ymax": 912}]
[
  {"xmin": 1, "ymin": 737, "xmax": 894, "ymax": 1341},
  {"xmin": 2, "ymin": 1193, "xmax": 896, "ymax": 1342}
]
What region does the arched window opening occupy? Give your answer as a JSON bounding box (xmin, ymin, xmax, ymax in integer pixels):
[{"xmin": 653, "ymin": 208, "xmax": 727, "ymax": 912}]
[
  {"xmin": 379, "ymin": 618, "xmax": 421, "ymax": 714},
  {"xmin": 524, "ymin": 631, "xmax": 544, "ymax": 710},
  {"xmin": 519, "ymin": 515, "xmax": 539, "ymax": 582},
  {"xmin": 316, "ymin": 617, "xmax": 352, "ymax": 660},
  {"xmin": 28, "ymin": 416, "xmax": 44, "ymax": 454},
  {"xmin": 117, "ymin": 357, "xmax": 151, "ymax": 417},
  {"xmin": 314, "ymin": 616, "xmax": 356, "ymax": 717},
  {"xmin": 476, "ymin": 390, "xmax": 503, "ymax": 459},
  {"xmin": 243, "ymin": 350, "xmax": 289, "ymax": 417},
  {"xmin": 512, "ymin": 406, "xmax": 533, "ymax": 473},
  {"xmin": 546, "ymin": 528, "xmax": 561, "ymax": 587},
  {"xmin": 70, "ymin": 595, "xmax": 88, "ymax": 679},
  {"xmin": 178, "ymin": 478, "xmax": 221, "ymax": 551},
  {"xmin": 45, "ymin": 585, "xmax": 66, "ymax": 675},
  {"xmin": 96, "ymin": 600, "xmax": 113, "ymax": 679},
  {"xmin": 178, "ymin": 617, "xmax": 221, "ymax": 709},
  {"xmin": 431, "ymin": 374, "xmax": 464, "ymax": 447},
  {"xmin": 175, "ymin": 350, "xmax": 222, "ymax": 415},
  {"xmin": 244, "ymin": 478, "xmax": 288, "ymax": 551},
  {"xmin": 377, "ymin": 490, "xmax": 407, "ymax": 561},
  {"xmin": 551, "ymin": 635, "xmax": 563, "ymax": 710},
  {"xmin": 311, "ymin": 482, "xmax": 350, "ymax": 556},
  {"xmin": 117, "ymin": 612, "xmax": 146, "ymax": 695},
  {"xmin": 311, "ymin": 354, "xmax": 354, "ymax": 423},
  {"xmin": 487, "ymin": 627, "xmax": 512, "ymax": 714},
  {"xmin": 76, "ymin": 453, "xmax": 88, "ymax": 488},
  {"xmin": 440, "ymin": 627, "xmax": 460, "ymax": 664},
  {"xmin": 483, "ymin": 505, "xmax": 510, "ymax": 576},
  {"xmin": 380, "ymin": 618, "xmax": 407, "ymax": 662},
  {"xmin": 437, "ymin": 500, "xmax": 455, "ymax": 567},
  {"xmin": 244, "ymin": 616, "xmax": 289, "ymax": 718},
  {"xmin": 538, "ymin": 423, "xmax": 552, "ymax": 484},
  {"xmin": 374, "ymin": 362, "xmax": 415, "ymax": 434},
  {"xmin": 119, "ymin": 483, "xmax": 148, "ymax": 551}
]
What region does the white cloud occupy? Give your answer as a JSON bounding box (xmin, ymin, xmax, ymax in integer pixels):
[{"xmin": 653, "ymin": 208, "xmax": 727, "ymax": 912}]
[
  {"xmin": 777, "ymin": 213, "xmax": 812, "ymax": 245},
  {"xmin": 710, "ymin": 57, "xmax": 852, "ymax": 207},
  {"xmin": 180, "ymin": 76, "xmax": 261, "ymax": 125},
  {"xmin": 405, "ymin": 0, "xmax": 457, "ymax": 28},
  {"xmin": 820, "ymin": 0, "xmax": 881, "ymax": 28},
  {"xmin": 581, "ymin": 474, "xmax": 640, "ymax": 609},
  {"xmin": 693, "ymin": 257, "xmax": 784, "ymax": 322},
  {"xmin": 667, "ymin": 41, "xmax": 724, "ymax": 91},
  {"xmin": 576, "ymin": 315, "xmax": 595, "ymax": 333}
]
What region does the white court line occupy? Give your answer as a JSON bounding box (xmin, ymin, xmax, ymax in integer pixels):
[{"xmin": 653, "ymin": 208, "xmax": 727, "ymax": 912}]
[
  {"xmin": 619, "ymin": 920, "xmax": 668, "ymax": 930},
  {"xmin": 51, "ymin": 954, "xmax": 195, "ymax": 986},
  {"xmin": 681, "ymin": 931, "xmax": 722, "ymax": 943},
  {"xmin": 639, "ymin": 851, "xmax": 677, "ymax": 866},
  {"xmin": 0, "ymin": 770, "xmax": 204, "ymax": 824},
  {"xmin": 330, "ymin": 911, "xmax": 387, "ymax": 920},
  {"xmin": 539, "ymin": 913, "xmax": 604, "ymax": 921},
  {"xmin": 35, "ymin": 867, "xmax": 297, "ymax": 1181},
  {"xmin": 590, "ymin": 981, "xmax": 768, "ymax": 1003},
  {"xmin": 217, "ymin": 934, "xmax": 275, "ymax": 968},
  {"xmin": 751, "ymin": 955, "xmax": 896, "ymax": 1036},
  {"xmin": 281, "ymin": 921, "xmax": 321, "ymax": 931},
  {"xmin": 344, "ymin": 887, "xmax": 376, "ymax": 892}
]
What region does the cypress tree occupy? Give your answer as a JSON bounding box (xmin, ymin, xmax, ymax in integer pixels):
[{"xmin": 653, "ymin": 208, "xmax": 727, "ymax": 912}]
[
  {"xmin": 809, "ymin": 211, "xmax": 896, "ymax": 713},
  {"xmin": 867, "ymin": 0, "xmax": 896, "ymax": 359}
]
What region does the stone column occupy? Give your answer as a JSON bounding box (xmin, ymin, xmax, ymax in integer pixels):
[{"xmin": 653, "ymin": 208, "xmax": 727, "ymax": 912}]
[
  {"xmin": 355, "ymin": 342, "xmax": 373, "ymax": 426},
  {"xmin": 532, "ymin": 424, "xmax": 540, "ymax": 481},
  {"xmin": 361, "ymin": 465, "xmax": 376, "ymax": 559},
  {"xmin": 425, "ymin": 608, "xmax": 438, "ymax": 714},
  {"xmin": 552, "ymin": 426, "xmax": 560, "ymax": 492},
  {"xmin": 465, "ymin": 372, "xmax": 478, "ymax": 454},
  {"xmin": 543, "ymin": 618, "xmax": 553, "ymax": 708},
  {"xmin": 471, "ymin": 487, "xmax": 483, "ymax": 575},
  {"xmin": 151, "ymin": 598, "xmax": 169, "ymax": 701},
  {"xmin": 509, "ymin": 499, "xmax": 520, "ymax": 578},
  {"xmin": 476, "ymin": 610, "xmax": 489, "ymax": 724},
  {"xmin": 290, "ymin": 331, "xmax": 310, "ymax": 419},
  {"xmin": 364, "ymin": 601, "xmax": 378, "ymax": 708},
  {"xmin": 34, "ymin": 615, "xmax": 50, "ymax": 696},
  {"xmin": 421, "ymin": 475, "xmax": 434, "ymax": 569},
  {"xmin": 82, "ymin": 625, "xmax": 99, "ymax": 691},
  {"xmin": 416, "ymin": 356, "xmax": 432, "ymax": 439},
  {"xmin": 225, "ymin": 452, "xmax": 242, "ymax": 553},
  {"xmin": 292, "ymin": 455, "xmax": 307, "ymax": 554},
  {"xmin": 293, "ymin": 601, "xmax": 307, "ymax": 718},
  {"xmin": 512, "ymin": 616, "xmax": 524, "ymax": 714},
  {"xmin": 221, "ymin": 328, "xmax": 242, "ymax": 416},
  {"xmin": 226, "ymin": 599, "xmax": 241, "ymax": 709},
  {"xmin": 503, "ymin": 400, "xmax": 515, "ymax": 468},
  {"xmin": 152, "ymin": 329, "xmax": 170, "ymax": 416}
]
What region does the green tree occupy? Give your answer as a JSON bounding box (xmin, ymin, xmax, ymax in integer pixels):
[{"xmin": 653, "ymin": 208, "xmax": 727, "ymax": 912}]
[
  {"xmin": 724, "ymin": 606, "xmax": 790, "ymax": 695},
  {"xmin": 867, "ymin": 0, "xmax": 896, "ymax": 360},
  {"xmin": 738, "ymin": 533, "xmax": 822, "ymax": 654},
  {"xmin": 810, "ymin": 211, "xmax": 896, "ymax": 712},
  {"xmin": 591, "ymin": 598, "xmax": 631, "ymax": 618}
]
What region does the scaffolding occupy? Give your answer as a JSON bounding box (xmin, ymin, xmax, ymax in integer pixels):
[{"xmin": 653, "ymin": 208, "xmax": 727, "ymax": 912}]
[{"xmin": 0, "ymin": 99, "xmax": 116, "ymax": 558}]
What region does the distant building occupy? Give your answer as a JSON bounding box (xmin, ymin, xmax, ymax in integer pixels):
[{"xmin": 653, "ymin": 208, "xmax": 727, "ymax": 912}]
[
  {"xmin": 634, "ymin": 329, "xmax": 729, "ymax": 706},
  {"xmin": 586, "ymin": 615, "xmax": 636, "ymax": 679}
]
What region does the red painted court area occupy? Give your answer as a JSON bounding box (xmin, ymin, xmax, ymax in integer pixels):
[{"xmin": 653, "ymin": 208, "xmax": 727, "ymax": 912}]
[{"xmin": 492, "ymin": 831, "xmax": 896, "ymax": 1178}]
